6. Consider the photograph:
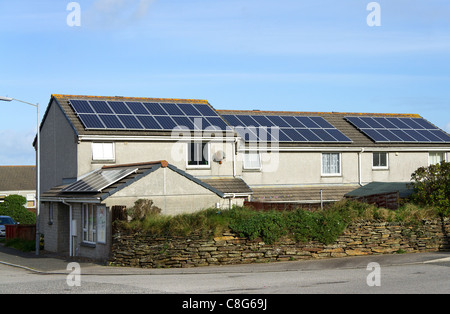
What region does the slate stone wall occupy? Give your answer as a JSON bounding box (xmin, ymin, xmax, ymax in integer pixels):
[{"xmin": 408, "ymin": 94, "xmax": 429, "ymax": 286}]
[{"xmin": 110, "ymin": 219, "xmax": 449, "ymax": 268}]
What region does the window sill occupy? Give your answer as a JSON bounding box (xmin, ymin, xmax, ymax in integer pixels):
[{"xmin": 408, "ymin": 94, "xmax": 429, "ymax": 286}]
[
  {"xmin": 321, "ymin": 174, "xmax": 342, "ymax": 177},
  {"xmin": 81, "ymin": 242, "xmax": 96, "ymax": 248},
  {"xmin": 186, "ymin": 166, "xmax": 211, "ymax": 170},
  {"xmin": 243, "ymin": 168, "xmax": 262, "ymax": 172},
  {"xmin": 92, "ymin": 160, "xmax": 116, "ymax": 164}
]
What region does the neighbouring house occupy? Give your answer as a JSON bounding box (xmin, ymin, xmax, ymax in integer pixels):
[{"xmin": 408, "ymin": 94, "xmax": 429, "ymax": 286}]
[
  {"xmin": 0, "ymin": 166, "xmax": 36, "ymax": 212},
  {"xmin": 37, "ymin": 94, "xmax": 450, "ymax": 260}
]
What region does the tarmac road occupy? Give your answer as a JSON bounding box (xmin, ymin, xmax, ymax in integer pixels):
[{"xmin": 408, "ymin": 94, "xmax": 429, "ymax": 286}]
[{"xmin": 0, "ymin": 244, "xmax": 449, "ymax": 294}]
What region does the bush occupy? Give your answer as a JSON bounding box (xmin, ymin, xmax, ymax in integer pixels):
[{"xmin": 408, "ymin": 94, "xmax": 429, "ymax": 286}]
[
  {"xmin": 0, "ymin": 195, "xmax": 36, "ymax": 224},
  {"xmin": 127, "ymin": 199, "xmax": 161, "ymax": 221},
  {"xmin": 116, "ymin": 199, "xmax": 444, "ymax": 245},
  {"xmin": 410, "ymin": 161, "xmax": 450, "ymax": 217},
  {"xmin": 230, "ymin": 210, "xmax": 286, "ymax": 244}
]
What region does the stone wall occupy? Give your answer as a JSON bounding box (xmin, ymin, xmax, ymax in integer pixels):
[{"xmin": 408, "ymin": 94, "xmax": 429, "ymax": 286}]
[{"xmin": 110, "ymin": 218, "xmax": 450, "ymax": 268}]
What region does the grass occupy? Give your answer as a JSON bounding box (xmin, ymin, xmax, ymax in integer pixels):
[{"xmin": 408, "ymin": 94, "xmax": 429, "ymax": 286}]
[
  {"xmin": 115, "ymin": 200, "xmax": 444, "ymax": 245},
  {"xmin": 4, "ymin": 238, "xmax": 36, "ymax": 252}
]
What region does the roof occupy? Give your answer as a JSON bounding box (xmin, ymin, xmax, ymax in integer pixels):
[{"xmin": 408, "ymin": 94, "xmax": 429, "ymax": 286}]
[
  {"xmin": 217, "ymin": 109, "xmax": 450, "ymax": 148},
  {"xmin": 41, "ymin": 94, "xmax": 450, "ymax": 148},
  {"xmin": 345, "ymin": 182, "xmax": 414, "ymax": 198},
  {"xmin": 42, "ymin": 161, "xmax": 165, "ymax": 201},
  {"xmin": 250, "ymin": 185, "xmax": 358, "ymax": 203},
  {"xmin": 41, "ymin": 161, "xmax": 251, "ymax": 202},
  {"xmin": 198, "ymin": 177, "xmax": 252, "ymax": 195},
  {"xmin": 49, "ymin": 94, "xmax": 226, "ymax": 138},
  {"xmin": 0, "ymin": 166, "xmax": 36, "ymax": 191}
]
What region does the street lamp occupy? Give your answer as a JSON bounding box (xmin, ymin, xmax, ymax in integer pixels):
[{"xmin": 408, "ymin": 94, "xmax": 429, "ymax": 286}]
[{"xmin": 0, "ymin": 96, "xmax": 40, "ymax": 256}]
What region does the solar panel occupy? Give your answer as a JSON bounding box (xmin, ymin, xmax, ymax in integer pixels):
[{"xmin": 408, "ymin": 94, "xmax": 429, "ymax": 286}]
[
  {"xmin": 62, "ymin": 168, "xmax": 138, "ymax": 193},
  {"xmin": 68, "ymin": 99, "xmax": 229, "ymax": 132},
  {"xmin": 221, "ymin": 114, "xmax": 352, "ymax": 143},
  {"xmin": 99, "ymin": 114, "xmax": 124, "ymax": 129},
  {"xmin": 345, "ymin": 116, "xmax": 450, "ymax": 143},
  {"xmin": 70, "ymin": 100, "xmax": 94, "ymax": 113},
  {"xmin": 78, "ymin": 114, "xmax": 104, "ymax": 129},
  {"xmin": 90, "ymin": 101, "xmax": 113, "ymax": 114}
]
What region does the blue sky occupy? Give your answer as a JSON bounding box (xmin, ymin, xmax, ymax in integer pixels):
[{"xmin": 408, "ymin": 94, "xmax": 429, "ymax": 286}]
[{"xmin": 1, "ymin": 0, "xmax": 450, "ymax": 165}]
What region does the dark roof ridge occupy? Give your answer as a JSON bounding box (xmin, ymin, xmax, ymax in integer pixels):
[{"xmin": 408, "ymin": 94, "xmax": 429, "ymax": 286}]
[{"xmin": 216, "ymin": 109, "xmax": 421, "ymax": 118}]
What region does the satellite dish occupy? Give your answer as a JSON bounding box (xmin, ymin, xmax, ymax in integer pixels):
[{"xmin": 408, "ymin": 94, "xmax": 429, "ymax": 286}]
[{"xmin": 213, "ymin": 150, "xmax": 226, "ymax": 163}]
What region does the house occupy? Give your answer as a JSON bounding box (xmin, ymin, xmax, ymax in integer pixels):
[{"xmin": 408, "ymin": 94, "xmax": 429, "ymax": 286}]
[
  {"xmin": 37, "ymin": 94, "xmax": 450, "ymax": 260},
  {"xmin": 0, "ymin": 166, "xmax": 36, "ymax": 212}
]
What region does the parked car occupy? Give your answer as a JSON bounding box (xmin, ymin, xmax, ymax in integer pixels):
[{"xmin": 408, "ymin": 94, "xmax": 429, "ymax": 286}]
[{"xmin": 0, "ymin": 216, "xmax": 16, "ymax": 237}]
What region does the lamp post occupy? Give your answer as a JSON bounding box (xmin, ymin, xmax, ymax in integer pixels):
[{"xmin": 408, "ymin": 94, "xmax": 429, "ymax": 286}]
[{"xmin": 0, "ymin": 96, "xmax": 40, "ymax": 256}]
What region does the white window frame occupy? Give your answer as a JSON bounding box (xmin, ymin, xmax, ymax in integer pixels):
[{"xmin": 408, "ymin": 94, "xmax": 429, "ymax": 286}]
[
  {"xmin": 82, "ymin": 204, "xmax": 97, "ymax": 245},
  {"xmin": 428, "ymin": 151, "xmax": 446, "ymax": 166},
  {"xmin": 92, "ymin": 142, "xmax": 115, "ymax": 162},
  {"xmin": 186, "ymin": 142, "xmax": 211, "ymax": 169},
  {"xmin": 321, "ymin": 152, "xmax": 342, "ymax": 176},
  {"xmin": 372, "ymin": 152, "xmax": 389, "ymax": 170},
  {"xmin": 243, "ymin": 152, "xmax": 262, "ymax": 171}
]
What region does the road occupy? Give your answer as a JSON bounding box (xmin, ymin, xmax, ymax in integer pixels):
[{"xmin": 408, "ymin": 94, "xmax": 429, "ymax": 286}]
[{"xmin": 0, "ymin": 250, "xmax": 449, "ymax": 294}]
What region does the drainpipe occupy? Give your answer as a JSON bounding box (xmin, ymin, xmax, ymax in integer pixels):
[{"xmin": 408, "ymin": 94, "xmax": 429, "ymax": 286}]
[
  {"xmin": 62, "ymin": 199, "xmax": 73, "ymax": 257},
  {"xmin": 232, "ymin": 138, "xmax": 238, "ymax": 177},
  {"xmin": 358, "ymin": 148, "xmax": 365, "ymax": 186}
]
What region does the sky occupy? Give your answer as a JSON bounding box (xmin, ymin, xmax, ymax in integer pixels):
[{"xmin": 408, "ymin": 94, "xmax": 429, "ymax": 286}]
[{"xmin": 1, "ymin": 0, "xmax": 450, "ymax": 165}]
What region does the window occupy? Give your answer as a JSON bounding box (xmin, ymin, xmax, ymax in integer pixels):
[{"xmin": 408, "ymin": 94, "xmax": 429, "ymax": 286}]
[
  {"xmin": 92, "ymin": 142, "xmax": 115, "ymax": 161},
  {"xmin": 373, "ymin": 152, "xmax": 388, "ymax": 169},
  {"xmin": 429, "ymin": 152, "xmax": 446, "ymax": 165},
  {"xmin": 243, "ymin": 152, "xmax": 262, "ymax": 170},
  {"xmin": 82, "ymin": 204, "xmax": 97, "ymax": 244},
  {"xmin": 187, "ymin": 142, "xmax": 210, "ymax": 168},
  {"xmin": 26, "ymin": 194, "xmax": 36, "ymax": 208},
  {"xmin": 322, "ymin": 153, "xmax": 341, "ymax": 176}
]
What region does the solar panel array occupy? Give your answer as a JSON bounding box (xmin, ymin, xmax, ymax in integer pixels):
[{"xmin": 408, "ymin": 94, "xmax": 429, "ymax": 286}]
[
  {"xmin": 345, "ymin": 116, "xmax": 450, "ymax": 143},
  {"xmin": 68, "ymin": 99, "xmax": 230, "ymax": 131},
  {"xmin": 62, "ymin": 168, "xmax": 138, "ymax": 193},
  {"xmin": 221, "ymin": 114, "xmax": 352, "ymax": 143}
]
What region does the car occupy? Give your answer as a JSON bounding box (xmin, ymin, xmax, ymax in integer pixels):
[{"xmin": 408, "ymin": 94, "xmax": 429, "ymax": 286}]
[{"xmin": 0, "ymin": 216, "xmax": 16, "ymax": 237}]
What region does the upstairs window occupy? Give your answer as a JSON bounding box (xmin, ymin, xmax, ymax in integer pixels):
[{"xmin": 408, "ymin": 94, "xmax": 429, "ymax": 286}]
[
  {"xmin": 322, "ymin": 153, "xmax": 341, "ymax": 176},
  {"xmin": 92, "ymin": 142, "xmax": 115, "ymax": 161},
  {"xmin": 187, "ymin": 142, "xmax": 210, "ymax": 168},
  {"xmin": 243, "ymin": 152, "xmax": 262, "ymax": 170}
]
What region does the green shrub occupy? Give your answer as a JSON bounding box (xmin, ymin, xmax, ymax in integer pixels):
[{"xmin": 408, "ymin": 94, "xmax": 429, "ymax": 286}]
[
  {"xmin": 410, "ymin": 161, "xmax": 450, "ymax": 217},
  {"xmin": 230, "ymin": 210, "xmax": 286, "ymax": 244},
  {"xmin": 115, "ymin": 199, "xmax": 444, "ymax": 245},
  {"xmin": 0, "ymin": 195, "xmax": 36, "ymax": 224}
]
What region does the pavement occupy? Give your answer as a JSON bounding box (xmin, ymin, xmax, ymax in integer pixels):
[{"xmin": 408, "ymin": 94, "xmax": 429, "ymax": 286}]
[{"xmin": 1, "ymin": 242, "xmax": 449, "ymax": 276}]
